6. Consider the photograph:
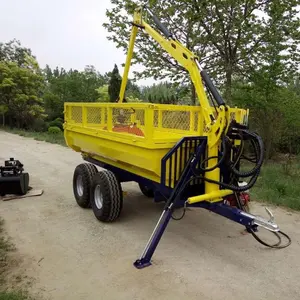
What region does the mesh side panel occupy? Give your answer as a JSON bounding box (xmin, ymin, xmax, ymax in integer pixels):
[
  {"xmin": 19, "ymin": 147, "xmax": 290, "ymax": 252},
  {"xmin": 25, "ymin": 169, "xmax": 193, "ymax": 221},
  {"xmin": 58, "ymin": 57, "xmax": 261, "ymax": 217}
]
[
  {"xmin": 104, "ymin": 108, "xmax": 108, "ymax": 124},
  {"xmin": 135, "ymin": 109, "xmax": 145, "ymax": 126},
  {"xmin": 230, "ymin": 112, "xmax": 236, "ymax": 122},
  {"xmin": 71, "ymin": 107, "xmax": 82, "ymax": 123},
  {"xmin": 87, "ymin": 107, "xmax": 101, "ymax": 123},
  {"xmin": 194, "ymin": 112, "xmax": 199, "ymax": 132},
  {"xmin": 203, "ymin": 120, "xmax": 207, "ymax": 132},
  {"xmin": 154, "ymin": 110, "xmax": 159, "ymax": 127},
  {"xmin": 111, "ymin": 108, "xmax": 145, "ymax": 137},
  {"xmin": 112, "ymin": 108, "xmax": 133, "ymax": 125},
  {"xmin": 112, "ymin": 108, "xmax": 145, "ymax": 126},
  {"xmin": 161, "ymin": 111, "xmax": 190, "ymax": 130}
]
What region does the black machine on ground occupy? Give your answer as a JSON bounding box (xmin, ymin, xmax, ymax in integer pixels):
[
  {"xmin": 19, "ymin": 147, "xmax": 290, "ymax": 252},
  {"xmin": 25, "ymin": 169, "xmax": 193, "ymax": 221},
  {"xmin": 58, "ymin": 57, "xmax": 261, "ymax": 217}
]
[{"xmin": 0, "ymin": 158, "xmax": 29, "ymax": 196}]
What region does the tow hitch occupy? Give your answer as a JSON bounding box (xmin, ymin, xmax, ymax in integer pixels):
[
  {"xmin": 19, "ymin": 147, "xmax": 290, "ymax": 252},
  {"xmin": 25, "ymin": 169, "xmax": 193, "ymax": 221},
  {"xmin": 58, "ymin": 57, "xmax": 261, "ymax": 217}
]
[{"xmin": 243, "ymin": 207, "xmax": 291, "ymax": 249}]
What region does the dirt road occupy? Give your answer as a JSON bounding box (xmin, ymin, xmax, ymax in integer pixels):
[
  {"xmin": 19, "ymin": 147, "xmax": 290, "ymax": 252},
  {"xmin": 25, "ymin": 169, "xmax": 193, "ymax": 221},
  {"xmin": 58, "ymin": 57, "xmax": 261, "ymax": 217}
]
[{"xmin": 1, "ymin": 131, "xmax": 300, "ymax": 300}]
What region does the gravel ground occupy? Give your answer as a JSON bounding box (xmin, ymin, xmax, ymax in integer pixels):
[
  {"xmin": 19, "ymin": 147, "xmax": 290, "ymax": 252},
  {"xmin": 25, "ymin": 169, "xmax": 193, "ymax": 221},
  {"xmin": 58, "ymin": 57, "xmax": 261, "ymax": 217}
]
[{"xmin": 1, "ymin": 131, "xmax": 300, "ymax": 300}]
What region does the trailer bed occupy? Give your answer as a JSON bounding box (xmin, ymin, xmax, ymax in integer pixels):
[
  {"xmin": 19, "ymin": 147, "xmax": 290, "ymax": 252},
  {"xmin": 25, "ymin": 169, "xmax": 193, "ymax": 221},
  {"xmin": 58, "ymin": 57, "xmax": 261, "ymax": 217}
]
[{"xmin": 64, "ymin": 102, "xmax": 247, "ymax": 183}]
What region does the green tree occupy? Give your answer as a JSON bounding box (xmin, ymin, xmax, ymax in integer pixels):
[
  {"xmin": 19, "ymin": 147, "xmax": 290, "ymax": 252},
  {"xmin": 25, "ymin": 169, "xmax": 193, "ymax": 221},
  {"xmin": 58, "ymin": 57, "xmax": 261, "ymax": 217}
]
[
  {"xmin": 292, "ymin": 77, "xmax": 300, "ymax": 96},
  {"xmin": 279, "ymin": 88, "xmax": 300, "ymax": 154},
  {"xmin": 126, "ymin": 79, "xmax": 141, "ymax": 99},
  {"xmin": 140, "ymin": 81, "xmax": 190, "ymax": 104},
  {"xmin": 0, "ymin": 39, "xmax": 33, "ymax": 66},
  {"xmin": 0, "ymin": 60, "xmax": 45, "ymax": 128},
  {"xmin": 42, "ymin": 65, "xmax": 108, "ymax": 120},
  {"xmin": 108, "ymin": 64, "xmax": 122, "ymax": 102},
  {"xmin": 0, "ymin": 104, "xmax": 8, "ymax": 126},
  {"xmin": 96, "ymin": 85, "xmax": 110, "ymax": 102},
  {"xmin": 0, "ymin": 40, "xmax": 46, "ymax": 128},
  {"xmin": 231, "ymin": 0, "xmax": 300, "ymax": 158},
  {"xmin": 43, "ymin": 92, "xmax": 63, "ymax": 120},
  {"xmin": 104, "ymin": 0, "xmax": 300, "ymax": 104},
  {"xmin": 82, "ymin": 65, "xmax": 107, "ymax": 100}
]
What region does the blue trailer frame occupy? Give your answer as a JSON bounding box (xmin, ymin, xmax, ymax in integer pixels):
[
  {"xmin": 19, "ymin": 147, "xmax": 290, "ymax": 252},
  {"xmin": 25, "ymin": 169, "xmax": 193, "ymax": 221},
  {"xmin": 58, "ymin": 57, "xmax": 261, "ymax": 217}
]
[{"xmin": 82, "ymin": 136, "xmax": 283, "ymax": 269}]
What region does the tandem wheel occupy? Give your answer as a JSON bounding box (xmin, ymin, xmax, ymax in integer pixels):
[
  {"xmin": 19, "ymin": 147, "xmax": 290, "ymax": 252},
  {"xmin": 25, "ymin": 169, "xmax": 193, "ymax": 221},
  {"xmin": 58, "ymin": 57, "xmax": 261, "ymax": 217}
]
[
  {"xmin": 138, "ymin": 183, "xmax": 154, "ymax": 198},
  {"xmin": 73, "ymin": 163, "xmax": 98, "ymax": 208},
  {"xmin": 90, "ymin": 169, "xmax": 123, "ymax": 222}
]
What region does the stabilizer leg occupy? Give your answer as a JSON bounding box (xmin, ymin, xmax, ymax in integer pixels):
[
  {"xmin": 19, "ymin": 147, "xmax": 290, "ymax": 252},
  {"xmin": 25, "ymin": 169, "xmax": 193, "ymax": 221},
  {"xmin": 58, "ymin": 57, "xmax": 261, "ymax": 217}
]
[
  {"xmin": 134, "ymin": 204, "xmax": 173, "ymax": 269},
  {"xmin": 134, "ymin": 139, "xmax": 206, "ymax": 269}
]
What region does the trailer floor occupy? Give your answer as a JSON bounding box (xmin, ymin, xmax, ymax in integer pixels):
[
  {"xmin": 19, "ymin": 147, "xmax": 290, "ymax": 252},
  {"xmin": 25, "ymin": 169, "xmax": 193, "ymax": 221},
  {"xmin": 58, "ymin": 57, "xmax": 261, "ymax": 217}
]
[{"xmin": 1, "ymin": 131, "xmax": 300, "ymax": 300}]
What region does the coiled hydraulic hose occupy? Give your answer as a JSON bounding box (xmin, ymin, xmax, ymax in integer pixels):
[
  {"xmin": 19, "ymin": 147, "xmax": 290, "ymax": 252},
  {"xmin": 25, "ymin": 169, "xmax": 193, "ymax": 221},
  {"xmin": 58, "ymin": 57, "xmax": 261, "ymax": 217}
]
[
  {"xmin": 194, "ymin": 126, "xmax": 264, "ymax": 193},
  {"xmin": 229, "ymin": 130, "xmax": 264, "ymax": 178},
  {"xmin": 234, "ymin": 192, "xmax": 291, "ymax": 249},
  {"xmin": 198, "ymin": 133, "xmax": 228, "ymax": 172},
  {"xmin": 248, "ymin": 227, "xmax": 291, "ymax": 249}
]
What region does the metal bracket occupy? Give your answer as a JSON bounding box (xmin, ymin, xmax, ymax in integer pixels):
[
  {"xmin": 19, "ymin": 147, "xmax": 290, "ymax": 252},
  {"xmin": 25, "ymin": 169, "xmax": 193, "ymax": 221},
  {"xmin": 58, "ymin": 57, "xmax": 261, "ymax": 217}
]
[{"xmin": 241, "ymin": 207, "xmax": 279, "ymax": 232}]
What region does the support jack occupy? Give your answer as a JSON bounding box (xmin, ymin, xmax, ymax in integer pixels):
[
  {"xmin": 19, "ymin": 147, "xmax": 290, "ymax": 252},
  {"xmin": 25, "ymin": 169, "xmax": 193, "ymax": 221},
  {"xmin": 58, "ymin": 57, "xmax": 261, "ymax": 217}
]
[{"xmin": 134, "ymin": 205, "xmax": 173, "ymax": 269}]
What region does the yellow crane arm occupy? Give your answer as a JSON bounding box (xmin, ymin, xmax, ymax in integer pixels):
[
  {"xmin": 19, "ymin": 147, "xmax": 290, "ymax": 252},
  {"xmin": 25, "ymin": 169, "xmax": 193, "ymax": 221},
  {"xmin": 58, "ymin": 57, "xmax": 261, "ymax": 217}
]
[
  {"xmin": 118, "ymin": 6, "xmax": 227, "ymax": 129},
  {"xmin": 118, "ymin": 5, "xmax": 231, "ymax": 202}
]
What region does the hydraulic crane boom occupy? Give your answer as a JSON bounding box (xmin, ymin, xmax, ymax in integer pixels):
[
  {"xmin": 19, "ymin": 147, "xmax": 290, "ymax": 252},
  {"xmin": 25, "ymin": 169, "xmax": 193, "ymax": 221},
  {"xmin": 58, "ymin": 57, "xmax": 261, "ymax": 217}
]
[
  {"xmin": 118, "ymin": 5, "xmax": 232, "ymax": 203},
  {"xmin": 119, "ymin": 5, "xmax": 226, "ymax": 129}
]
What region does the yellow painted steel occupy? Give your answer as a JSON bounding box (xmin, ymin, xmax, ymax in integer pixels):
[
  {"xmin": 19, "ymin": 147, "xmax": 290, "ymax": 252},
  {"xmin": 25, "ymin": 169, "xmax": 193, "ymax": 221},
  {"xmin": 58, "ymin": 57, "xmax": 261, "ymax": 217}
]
[
  {"xmin": 64, "ymin": 102, "xmax": 205, "ymax": 183},
  {"xmin": 118, "ymin": 21, "xmax": 138, "ymax": 103},
  {"xmin": 64, "ymin": 5, "xmax": 250, "ymax": 204},
  {"xmin": 118, "ymin": 7, "xmax": 215, "ymax": 128},
  {"xmin": 64, "ymin": 102, "xmax": 248, "ymax": 190},
  {"xmin": 187, "ymin": 189, "xmax": 234, "ymax": 204}
]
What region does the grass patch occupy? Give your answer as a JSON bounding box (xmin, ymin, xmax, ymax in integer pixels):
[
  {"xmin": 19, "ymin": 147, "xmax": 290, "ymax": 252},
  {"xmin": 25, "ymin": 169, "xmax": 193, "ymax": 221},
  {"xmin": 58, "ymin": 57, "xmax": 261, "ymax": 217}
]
[
  {"xmin": 0, "ymin": 219, "xmax": 32, "ymax": 300},
  {"xmin": 0, "ymin": 219, "xmax": 16, "ymax": 278},
  {"xmin": 1, "ymin": 127, "xmax": 66, "ymax": 146},
  {"xmin": 252, "ymin": 157, "xmax": 300, "ymax": 210},
  {"xmin": 0, "ymin": 291, "xmax": 30, "ymax": 300}
]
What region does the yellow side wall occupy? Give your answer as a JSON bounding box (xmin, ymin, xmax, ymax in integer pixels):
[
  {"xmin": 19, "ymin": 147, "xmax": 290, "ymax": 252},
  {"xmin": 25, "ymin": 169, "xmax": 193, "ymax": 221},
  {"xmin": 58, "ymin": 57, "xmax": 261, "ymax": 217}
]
[
  {"xmin": 64, "ymin": 102, "xmax": 249, "ymax": 183},
  {"xmin": 64, "ymin": 129, "xmax": 172, "ymax": 183}
]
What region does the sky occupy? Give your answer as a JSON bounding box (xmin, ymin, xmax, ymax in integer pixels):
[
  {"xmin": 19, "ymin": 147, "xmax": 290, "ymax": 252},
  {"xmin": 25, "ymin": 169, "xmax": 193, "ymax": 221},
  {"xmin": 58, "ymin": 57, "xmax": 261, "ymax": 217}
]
[
  {"xmin": 1, "ymin": 1, "xmax": 299, "ymax": 87},
  {"xmin": 0, "ymin": 0, "xmax": 154, "ymax": 85}
]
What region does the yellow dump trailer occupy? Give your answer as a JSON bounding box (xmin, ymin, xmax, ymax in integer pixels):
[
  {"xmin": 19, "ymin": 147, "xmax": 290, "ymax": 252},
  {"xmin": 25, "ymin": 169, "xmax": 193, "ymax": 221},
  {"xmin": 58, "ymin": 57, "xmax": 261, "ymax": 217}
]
[{"xmin": 64, "ymin": 4, "xmax": 290, "ymax": 269}]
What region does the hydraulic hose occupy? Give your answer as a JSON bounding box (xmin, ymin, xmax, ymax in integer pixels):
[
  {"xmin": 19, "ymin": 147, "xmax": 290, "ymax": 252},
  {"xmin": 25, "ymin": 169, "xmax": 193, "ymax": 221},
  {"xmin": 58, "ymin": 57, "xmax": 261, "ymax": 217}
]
[
  {"xmin": 200, "ymin": 170, "xmax": 260, "ymax": 192},
  {"xmin": 193, "ymin": 126, "xmax": 264, "ymax": 192},
  {"xmin": 200, "ymin": 69, "xmax": 226, "ymax": 106},
  {"xmin": 229, "ymin": 130, "xmax": 264, "ymax": 178},
  {"xmin": 248, "ymin": 227, "xmax": 291, "ymax": 249},
  {"xmin": 198, "ymin": 134, "xmax": 228, "ymax": 172}
]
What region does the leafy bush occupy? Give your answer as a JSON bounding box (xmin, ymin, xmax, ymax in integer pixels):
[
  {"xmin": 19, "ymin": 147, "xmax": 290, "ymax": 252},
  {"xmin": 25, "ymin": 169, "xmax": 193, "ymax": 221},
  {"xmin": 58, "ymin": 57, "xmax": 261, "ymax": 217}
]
[
  {"xmin": 30, "ymin": 118, "xmax": 48, "ymax": 132},
  {"xmin": 55, "ymin": 117, "xmax": 63, "ymax": 123},
  {"xmin": 48, "ymin": 119, "xmax": 63, "ymax": 130},
  {"xmin": 126, "ymin": 96, "xmax": 143, "ymax": 103},
  {"xmin": 48, "ymin": 126, "xmax": 61, "ymax": 134}
]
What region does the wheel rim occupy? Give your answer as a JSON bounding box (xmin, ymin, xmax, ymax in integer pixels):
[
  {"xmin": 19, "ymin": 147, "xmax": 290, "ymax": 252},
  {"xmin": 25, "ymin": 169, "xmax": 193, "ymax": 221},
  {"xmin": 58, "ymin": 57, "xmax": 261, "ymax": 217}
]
[
  {"xmin": 76, "ymin": 175, "xmax": 84, "ymax": 196},
  {"xmin": 94, "ymin": 185, "xmax": 103, "ymax": 210}
]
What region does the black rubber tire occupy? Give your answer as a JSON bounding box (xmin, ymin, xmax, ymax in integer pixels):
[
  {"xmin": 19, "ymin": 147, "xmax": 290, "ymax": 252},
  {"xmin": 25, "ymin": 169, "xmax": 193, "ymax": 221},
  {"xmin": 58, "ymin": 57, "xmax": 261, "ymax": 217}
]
[
  {"xmin": 90, "ymin": 170, "xmax": 123, "ymax": 222},
  {"xmin": 73, "ymin": 163, "xmax": 98, "ymax": 208},
  {"xmin": 138, "ymin": 182, "xmax": 154, "ymax": 198},
  {"xmin": 18, "ymin": 172, "xmax": 30, "ymax": 195}
]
